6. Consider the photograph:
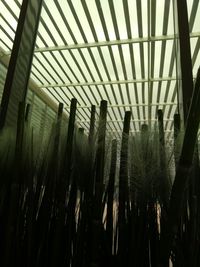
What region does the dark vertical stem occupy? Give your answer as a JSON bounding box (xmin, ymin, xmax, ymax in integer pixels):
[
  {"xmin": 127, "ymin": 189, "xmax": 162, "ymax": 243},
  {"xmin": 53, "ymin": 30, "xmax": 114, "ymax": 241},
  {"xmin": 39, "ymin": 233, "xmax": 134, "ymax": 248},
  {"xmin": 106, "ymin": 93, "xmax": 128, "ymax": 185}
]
[
  {"xmin": 158, "ymin": 109, "xmax": 169, "ymax": 206},
  {"xmin": 106, "ymin": 139, "xmax": 117, "ymax": 254},
  {"xmin": 161, "ymin": 68, "xmax": 200, "ymax": 263},
  {"xmin": 118, "ymin": 111, "xmax": 131, "ymax": 263},
  {"xmin": 88, "ymin": 105, "xmax": 96, "ymax": 144},
  {"xmin": 15, "ymin": 101, "xmax": 26, "ymax": 184},
  {"xmin": 174, "ymin": 0, "xmax": 193, "ymax": 121},
  {"xmin": 2, "ymin": 101, "xmax": 25, "ymax": 266},
  {"xmin": 62, "ymin": 98, "xmax": 77, "ymax": 193},
  {"xmin": 91, "ymin": 100, "xmax": 107, "ymax": 266},
  {"xmin": 25, "ymin": 103, "xmax": 31, "ymax": 122},
  {"xmin": 174, "ymin": 113, "xmax": 181, "ymax": 170},
  {"xmin": 94, "ymin": 100, "xmax": 107, "ymax": 216}
]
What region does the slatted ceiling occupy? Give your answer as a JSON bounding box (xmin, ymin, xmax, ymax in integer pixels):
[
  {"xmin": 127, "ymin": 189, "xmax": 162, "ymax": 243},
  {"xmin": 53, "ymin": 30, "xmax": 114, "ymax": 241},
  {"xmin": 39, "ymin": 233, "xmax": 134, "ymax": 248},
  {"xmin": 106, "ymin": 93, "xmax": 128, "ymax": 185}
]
[
  {"xmin": 192, "ymin": 39, "xmax": 200, "ymax": 76},
  {"xmin": 190, "ymin": 1, "xmax": 200, "ymax": 32},
  {"xmin": 0, "ymin": 18, "xmax": 15, "ymax": 43},
  {"xmin": 1, "ymin": 1, "xmax": 200, "ymax": 139},
  {"xmin": 108, "ymin": 1, "xmax": 128, "ymax": 111},
  {"xmin": 189, "ymin": 0, "xmax": 199, "ymax": 32},
  {"xmin": 0, "ymin": 1, "xmax": 18, "ymax": 31}
]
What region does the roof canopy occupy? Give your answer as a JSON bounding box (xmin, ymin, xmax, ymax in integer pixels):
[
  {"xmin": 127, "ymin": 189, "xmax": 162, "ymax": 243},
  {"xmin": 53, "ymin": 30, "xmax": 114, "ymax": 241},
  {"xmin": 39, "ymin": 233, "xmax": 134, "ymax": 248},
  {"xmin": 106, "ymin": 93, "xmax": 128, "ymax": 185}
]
[{"xmin": 1, "ymin": 0, "xmax": 200, "ymax": 141}]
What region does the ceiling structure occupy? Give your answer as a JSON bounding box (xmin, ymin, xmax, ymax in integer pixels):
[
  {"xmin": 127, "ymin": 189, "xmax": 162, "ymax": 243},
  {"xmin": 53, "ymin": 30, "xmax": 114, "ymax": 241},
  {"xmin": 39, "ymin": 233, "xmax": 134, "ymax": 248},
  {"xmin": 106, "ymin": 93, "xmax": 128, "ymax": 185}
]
[{"xmin": 0, "ymin": 0, "xmax": 200, "ymax": 141}]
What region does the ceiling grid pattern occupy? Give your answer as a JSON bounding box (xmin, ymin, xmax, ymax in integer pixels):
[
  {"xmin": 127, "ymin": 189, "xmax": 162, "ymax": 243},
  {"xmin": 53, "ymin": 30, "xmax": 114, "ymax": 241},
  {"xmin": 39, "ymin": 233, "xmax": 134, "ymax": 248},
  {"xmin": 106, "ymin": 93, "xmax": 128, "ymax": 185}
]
[{"xmin": 0, "ymin": 0, "xmax": 200, "ymax": 140}]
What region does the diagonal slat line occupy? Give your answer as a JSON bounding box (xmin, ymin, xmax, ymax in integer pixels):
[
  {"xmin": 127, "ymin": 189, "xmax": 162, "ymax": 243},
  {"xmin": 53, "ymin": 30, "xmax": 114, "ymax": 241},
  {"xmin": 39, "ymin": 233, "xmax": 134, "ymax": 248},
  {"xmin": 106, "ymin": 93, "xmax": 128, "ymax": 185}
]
[
  {"xmin": 136, "ymin": 0, "xmax": 145, "ymax": 123},
  {"xmin": 66, "ymin": 0, "xmax": 106, "ymax": 102},
  {"xmin": 67, "ymin": 0, "xmax": 119, "ymax": 133},
  {"xmin": 164, "ymin": 84, "xmax": 177, "ymax": 131},
  {"xmin": 108, "ymin": 1, "xmax": 133, "ymax": 129},
  {"xmin": 42, "ymin": 1, "xmax": 100, "ymax": 106},
  {"xmin": 39, "ymin": 16, "xmax": 99, "ymax": 106},
  {"xmin": 0, "ymin": 37, "xmax": 12, "ymax": 51},
  {"xmin": 162, "ymin": 41, "xmax": 176, "ymax": 117},
  {"xmin": 148, "ymin": 0, "xmax": 156, "ymax": 122},
  {"xmin": 37, "ymin": 23, "xmax": 86, "ymax": 88},
  {"xmin": 32, "ymin": 59, "xmax": 82, "ymax": 118},
  {"xmin": 192, "ymin": 37, "xmax": 200, "ymax": 67},
  {"xmin": 95, "ymin": 0, "xmax": 124, "ymax": 120},
  {"xmin": 156, "ymin": 43, "xmax": 175, "ymax": 111},
  {"xmin": 122, "ymin": 0, "xmax": 137, "ymax": 131},
  {"xmin": 43, "ymin": 2, "xmax": 117, "ymax": 133},
  {"xmin": 41, "ymin": 3, "xmax": 87, "ymax": 84},
  {"xmin": 155, "ymin": 0, "xmax": 171, "ymax": 120},
  {"xmin": 165, "ymin": 100, "xmax": 178, "ymax": 131},
  {"xmin": 14, "ymin": 0, "xmax": 21, "ymax": 9},
  {"xmin": 109, "ymin": 1, "xmax": 133, "ymax": 131},
  {"xmin": 80, "ymin": 0, "xmax": 120, "ymax": 129},
  {"xmin": 1, "ymin": 0, "xmax": 19, "ymax": 21},
  {"xmin": 33, "ymin": 53, "xmax": 91, "ymax": 121},
  {"xmin": 189, "ymin": 0, "xmax": 199, "ymax": 32},
  {"xmin": 0, "ymin": 25, "xmax": 14, "ymax": 45},
  {"xmin": 1, "ymin": 14, "xmax": 16, "ymax": 36},
  {"xmin": 37, "ymin": 20, "xmax": 99, "ymax": 121},
  {"xmin": 108, "ymin": 0, "xmax": 130, "ymax": 103}
]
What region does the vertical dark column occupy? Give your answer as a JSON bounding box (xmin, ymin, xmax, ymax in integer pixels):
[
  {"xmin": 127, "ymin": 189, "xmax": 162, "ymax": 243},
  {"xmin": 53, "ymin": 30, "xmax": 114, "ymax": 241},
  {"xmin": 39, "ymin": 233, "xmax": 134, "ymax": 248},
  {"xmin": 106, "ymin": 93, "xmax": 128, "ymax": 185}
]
[
  {"xmin": 88, "ymin": 104, "xmax": 96, "ymax": 144},
  {"xmin": 94, "ymin": 100, "xmax": 107, "ymax": 209},
  {"xmin": 106, "ymin": 139, "xmax": 117, "ymax": 254},
  {"xmin": 174, "ymin": 113, "xmax": 181, "ymax": 170},
  {"xmin": 173, "ymin": 0, "xmax": 193, "ymax": 122},
  {"xmin": 63, "ymin": 98, "xmax": 77, "ymax": 189},
  {"xmin": 118, "ymin": 111, "xmax": 131, "ymax": 263},
  {"xmin": 90, "ymin": 100, "xmax": 107, "ymax": 267},
  {"xmin": 0, "ymin": 0, "xmax": 43, "ymax": 129}
]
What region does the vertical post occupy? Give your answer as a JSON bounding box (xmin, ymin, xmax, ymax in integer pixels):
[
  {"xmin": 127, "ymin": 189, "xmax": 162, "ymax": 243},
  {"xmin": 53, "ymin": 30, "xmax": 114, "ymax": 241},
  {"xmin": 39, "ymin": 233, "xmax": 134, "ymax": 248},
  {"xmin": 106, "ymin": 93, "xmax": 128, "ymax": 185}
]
[
  {"xmin": 161, "ymin": 68, "xmax": 200, "ymax": 263},
  {"xmin": 106, "ymin": 139, "xmax": 117, "ymax": 254},
  {"xmin": 157, "ymin": 109, "xmax": 170, "ymax": 206},
  {"xmin": 94, "ymin": 100, "xmax": 107, "ymax": 210},
  {"xmin": 88, "ymin": 105, "xmax": 96, "ymax": 144},
  {"xmin": 0, "ymin": 0, "xmax": 43, "ymax": 129},
  {"xmin": 118, "ymin": 111, "xmax": 131, "ymax": 263},
  {"xmin": 174, "ymin": 113, "xmax": 181, "ymax": 170},
  {"xmin": 62, "ymin": 98, "xmax": 77, "ymax": 193},
  {"xmin": 91, "ymin": 100, "xmax": 107, "ymax": 266},
  {"xmin": 173, "ymin": 0, "xmax": 193, "ymax": 122}
]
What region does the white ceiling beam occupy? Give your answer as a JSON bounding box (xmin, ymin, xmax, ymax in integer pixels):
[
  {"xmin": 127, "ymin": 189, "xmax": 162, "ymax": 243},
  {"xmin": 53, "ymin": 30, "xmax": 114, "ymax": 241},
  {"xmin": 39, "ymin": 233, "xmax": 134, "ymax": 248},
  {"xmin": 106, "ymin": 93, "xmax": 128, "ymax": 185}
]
[
  {"xmin": 65, "ymin": 102, "xmax": 177, "ymax": 109},
  {"xmin": 77, "ymin": 118, "xmax": 174, "ymax": 123},
  {"xmin": 3, "ymin": 32, "xmax": 200, "ymax": 55},
  {"xmin": 38, "ymin": 77, "xmax": 178, "ymax": 88}
]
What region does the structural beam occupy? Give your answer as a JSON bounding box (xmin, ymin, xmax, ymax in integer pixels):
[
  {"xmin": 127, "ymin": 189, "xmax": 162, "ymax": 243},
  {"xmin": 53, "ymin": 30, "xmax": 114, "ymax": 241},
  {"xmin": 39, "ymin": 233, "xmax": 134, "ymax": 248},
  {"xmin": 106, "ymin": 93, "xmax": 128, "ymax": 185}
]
[
  {"xmin": 65, "ymin": 102, "xmax": 177, "ymax": 109},
  {"xmin": 174, "ymin": 0, "xmax": 194, "ymax": 121},
  {"xmin": 2, "ymin": 33, "xmax": 200, "ymax": 55},
  {"xmin": 39, "ymin": 77, "xmax": 178, "ymax": 88}
]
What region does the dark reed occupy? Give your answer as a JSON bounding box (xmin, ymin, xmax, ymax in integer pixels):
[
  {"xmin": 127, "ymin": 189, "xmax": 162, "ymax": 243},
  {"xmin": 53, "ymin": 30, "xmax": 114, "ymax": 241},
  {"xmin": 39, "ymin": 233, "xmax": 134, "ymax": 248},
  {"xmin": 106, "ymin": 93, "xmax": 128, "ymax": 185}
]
[{"xmin": 0, "ymin": 87, "xmax": 200, "ymax": 267}]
